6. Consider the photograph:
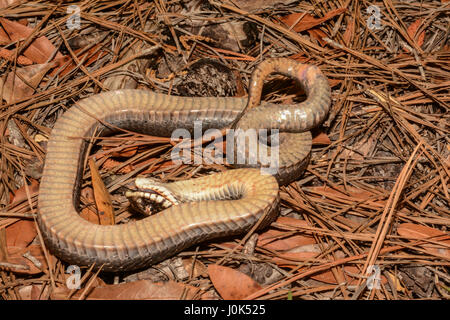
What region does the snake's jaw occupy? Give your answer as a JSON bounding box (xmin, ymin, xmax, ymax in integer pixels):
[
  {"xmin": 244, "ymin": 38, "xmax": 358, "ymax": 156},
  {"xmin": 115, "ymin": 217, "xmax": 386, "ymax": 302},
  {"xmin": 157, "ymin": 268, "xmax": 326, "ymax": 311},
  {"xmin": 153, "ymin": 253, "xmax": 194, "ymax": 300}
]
[{"xmin": 125, "ymin": 177, "xmax": 180, "ymax": 215}]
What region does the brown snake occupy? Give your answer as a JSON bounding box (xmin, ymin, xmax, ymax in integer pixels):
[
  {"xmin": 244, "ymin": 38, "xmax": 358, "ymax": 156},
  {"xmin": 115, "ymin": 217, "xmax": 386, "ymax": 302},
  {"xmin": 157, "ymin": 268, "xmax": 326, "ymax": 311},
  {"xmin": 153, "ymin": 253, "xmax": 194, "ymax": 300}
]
[{"xmin": 38, "ymin": 58, "xmax": 331, "ymax": 271}]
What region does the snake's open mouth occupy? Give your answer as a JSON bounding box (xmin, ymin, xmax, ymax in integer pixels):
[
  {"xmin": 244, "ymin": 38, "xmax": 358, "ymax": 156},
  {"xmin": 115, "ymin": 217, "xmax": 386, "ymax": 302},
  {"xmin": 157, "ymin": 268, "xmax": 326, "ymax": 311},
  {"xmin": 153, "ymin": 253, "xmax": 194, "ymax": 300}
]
[
  {"xmin": 125, "ymin": 190, "xmax": 172, "ymax": 215},
  {"xmin": 125, "ymin": 177, "xmax": 180, "ymax": 215}
]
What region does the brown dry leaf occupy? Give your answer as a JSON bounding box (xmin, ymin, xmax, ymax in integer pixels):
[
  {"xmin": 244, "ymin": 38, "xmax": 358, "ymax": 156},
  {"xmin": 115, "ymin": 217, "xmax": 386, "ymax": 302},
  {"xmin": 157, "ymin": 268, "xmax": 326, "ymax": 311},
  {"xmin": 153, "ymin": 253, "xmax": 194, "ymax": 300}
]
[
  {"xmin": 101, "ymin": 158, "xmax": 134, "ymax": 174},
  {"xmin": 141, "ymin": 160, "xmax": 177, "ymax": 174},
  {"xmin": 81, "ymin": 186, "xmax": 95, "ymax": 203},
  {"xmin": 6, "ymin": 219, "xmax": 37, "ymax": 249},
  {"xmin": 310, "ymin": 266, "xmax": 360, "ymax": 284},
  {"xmin": 0, "ymin": 229, "xmax": 6, "ymax": 262},
  {"xmin": 407, "ymin": 19, "xmax": 425, "ymax": 47},
  {"xmin": 306, "ymin": 185, "xmax": 393, "ymax": 217},
  {"xmin": 0, "ymin": 23, "xmax": 10, "ymax": 45},
  {"xmin": 397, "ymin": 223, "xmax": 448, "ymax": 239},
  {"xmin": 339, "ymin": 133, "xmax": 377, "ymax": 161},
  {"xmin": 80, "ymin": 207, "xmax": 100, "ymax": 224},
  {"xmin": 280, "ymin": 8, "xmax": 346, "ymax": 33},
  {"xmin": 397, "ymin": 223, "xmax": 450, "ymax": 258},
  {"xmin": 343, "ymin": 17, "xmax": 355, "ymax": 46},
  {"xmin": 9, "ymin": 179, "xmax": 39, "ymax": 205},
  {"xmin": 307, "ymin": 28, "xmax": 328, "ymax": 47},
  {"xmin": 328, "ymin": 78, "xmax": 342, "ymax": 88},
  {"xmin": 312, "ymin": 131, "xmax": 331, "ymax": 145},
  {"xmin": 17, "ymin": 284, "xmax": 50, "ymax": 300},
  {"xmin": 109, "ymin": 145, "xmax": 139, "ymax": 158},
  {"xmin": 0, "ymin": 62, "xmax": 56, "ymax": 103},
  {"xmin": 23, "ymin": 284, "xmax": 87, "ymax": 300},
  {"xmin": 208, "ymin": 264, "xmax": 262, "ymax": 300},
  {"xmin": 71, "ymin": 280, "xmax": 200, "ymax": 300},
  {"xmin": 0, "ymin": 0, "xmax": 19, "ymax": 8},
  {"xmin": 0, "ymin": 47, "xmax": 33, "ymax": 65},
  {"xmin": 385, "ymin": 271, "xmax": 406, "ymax": 293},
  {"xmin": 0, "ymin": 18, "xmax": 64, "ymax": 64},
  {"xmin": 101, "ymin": 158, "xmax": 176, "ymax": 175},
  {"xmin": 182, "ymin": 258, "xmax": 208, "ymax": 278},
  {"xmin": 271, "ymin": 251, "xmax": 320, "ymax": 266},
  {"xmin": 89, "ymin": 159, "xmax": 114, "ymax": 225},
  {"xmin": 52, "ymin": 44, "xmax": 108, "ymax": 77},
  {"xmin": 263, "ymin": 220, "xmax": 323, "ymax": 266},
  {"xmin": 307, "ymin": 185, "xmax": 375, "ymax": 202},
  {"xmin": 233, "ymin": 69, "xmax": 246, "ymax": 97},
  {"xmin": 258, "ymin": 228, "xmax": 316, "ymax": 251},
  {"xmin": 48, "ymin": 286, "xmax": 72, "ymax": 300},
  {"xmin": 5, "ymin": 244, "xmax": 48, "ymax": 274},
  {"xmin": 80, "ymin": 187, "xmax": 100, "ymax": 224},
  {"xmin": 289, "ymin": 52, "xmax": 308, "ymax": 63},
  {"xmin": 217, "ymin": 241, "xmax": 242, "ymax": 250},
  {"xmin": 17, "ymin": 18, "xmax": 28, "ymax": 26}
]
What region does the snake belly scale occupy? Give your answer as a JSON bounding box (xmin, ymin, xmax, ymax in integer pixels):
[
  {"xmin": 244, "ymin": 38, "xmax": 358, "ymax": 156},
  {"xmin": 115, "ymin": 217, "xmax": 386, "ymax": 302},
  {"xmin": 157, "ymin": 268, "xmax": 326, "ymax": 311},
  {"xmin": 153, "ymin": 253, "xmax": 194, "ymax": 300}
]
[{"xmin": 38, "ymin": 58, "xmax": 331, "ymax": 272}]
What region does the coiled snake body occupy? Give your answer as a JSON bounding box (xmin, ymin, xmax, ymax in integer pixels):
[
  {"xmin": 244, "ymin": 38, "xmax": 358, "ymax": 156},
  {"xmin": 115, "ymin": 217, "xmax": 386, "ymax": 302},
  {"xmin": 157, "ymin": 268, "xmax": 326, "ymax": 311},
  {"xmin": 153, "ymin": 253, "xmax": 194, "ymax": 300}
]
[{"xmin": 38, "ymin": 58, "xmax": 331, "ymax": 271}]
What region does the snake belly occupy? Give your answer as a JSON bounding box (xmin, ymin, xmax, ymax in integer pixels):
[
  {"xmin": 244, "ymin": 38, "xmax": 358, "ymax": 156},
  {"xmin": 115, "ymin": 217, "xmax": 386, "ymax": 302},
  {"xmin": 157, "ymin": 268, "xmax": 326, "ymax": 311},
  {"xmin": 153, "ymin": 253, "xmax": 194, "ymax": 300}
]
[{"xmin": 38, "ymin": 58, "xmax": 331, "ymax": 272}]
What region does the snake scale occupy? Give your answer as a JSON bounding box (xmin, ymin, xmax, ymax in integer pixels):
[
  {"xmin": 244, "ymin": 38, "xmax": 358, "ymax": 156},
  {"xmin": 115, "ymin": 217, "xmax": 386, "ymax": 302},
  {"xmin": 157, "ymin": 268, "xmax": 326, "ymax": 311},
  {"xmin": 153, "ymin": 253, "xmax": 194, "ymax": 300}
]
[{"xmin": 38, "ymin": 58, "xmax": 331, "ymax": 272}]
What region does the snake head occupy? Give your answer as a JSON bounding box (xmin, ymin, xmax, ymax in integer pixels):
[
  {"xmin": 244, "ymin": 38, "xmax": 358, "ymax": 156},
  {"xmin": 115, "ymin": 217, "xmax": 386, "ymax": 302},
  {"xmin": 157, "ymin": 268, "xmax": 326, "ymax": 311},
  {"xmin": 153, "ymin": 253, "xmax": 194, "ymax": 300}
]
[{"xmin": 125, "ymin": 177, "xmax": 179, "ymax": 215}]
